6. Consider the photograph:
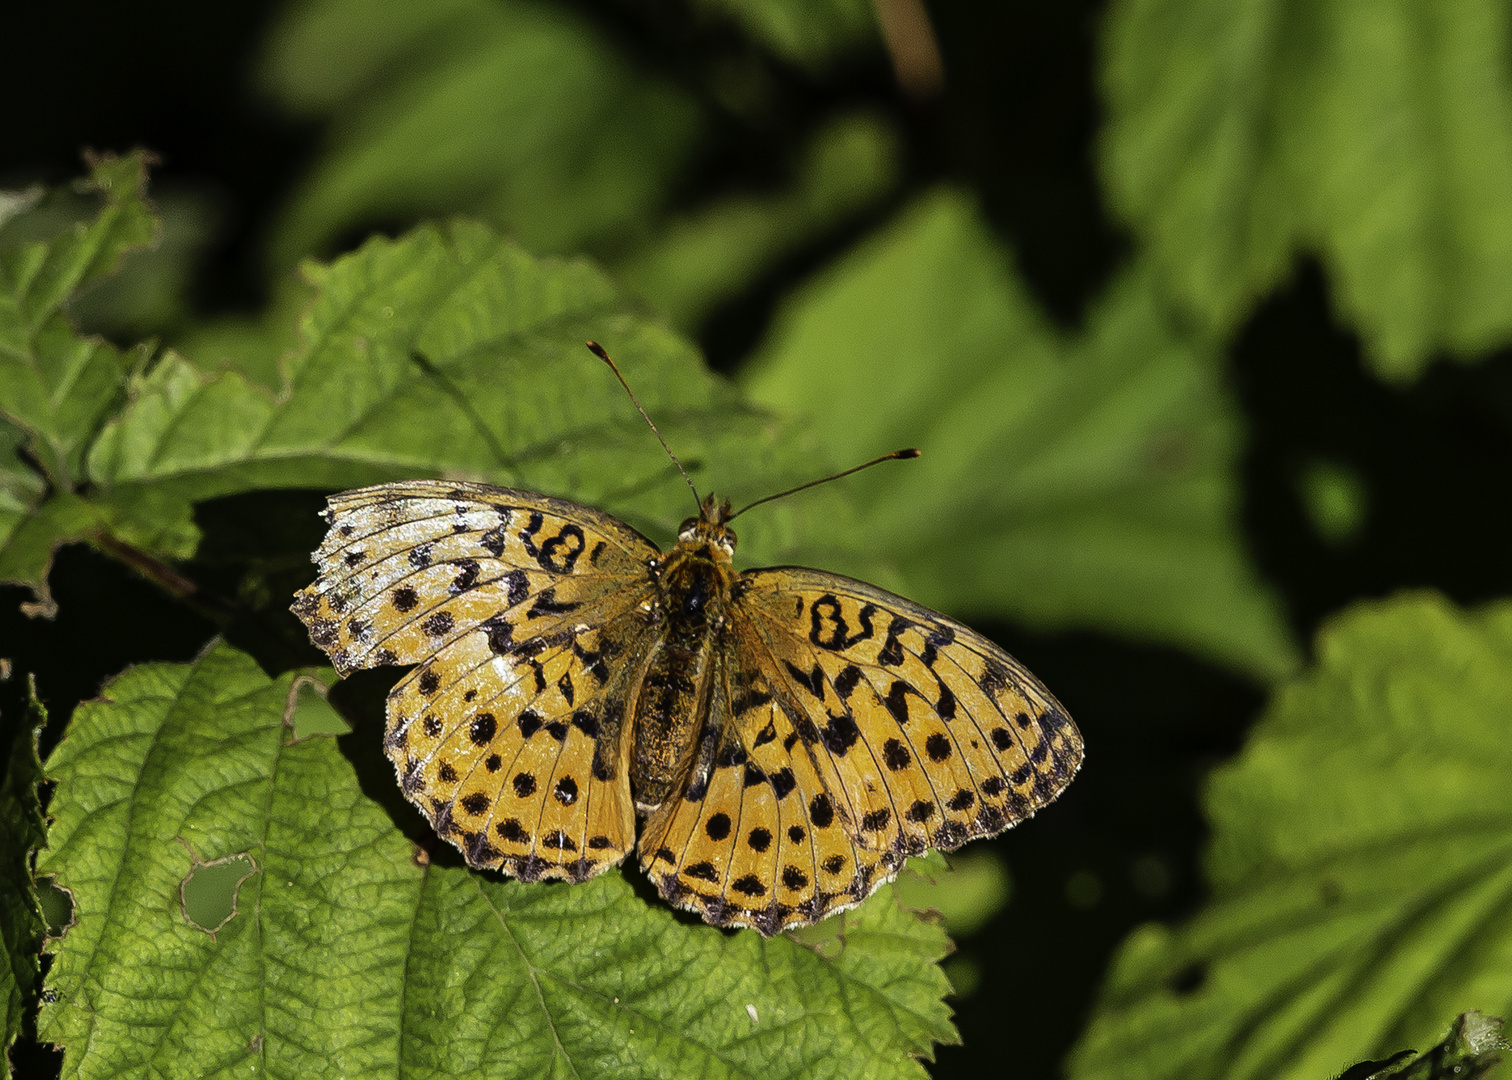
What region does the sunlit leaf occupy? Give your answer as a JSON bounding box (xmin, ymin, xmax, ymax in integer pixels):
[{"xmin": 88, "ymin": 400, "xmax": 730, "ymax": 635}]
[
  {"xmin": 744, "ymin": 189, "xmax": 1297, "ymax": 680},
  {"xmin": 1068, "ymin": 593, "xmax": 1512, "ymax": 1080},
  {"xmin": 39, "ymin": 641, "xmax": 955, "ymax": 1079},
  {"xmin": 86, "ymin": 219, "xmax": 873, "ymax": 575},
  {"xmin": 0, "ymin": 151, "xmax": 155, "ymax": 485},
  {"xmin": 1101, "ymin": 0, "xmax": 1512, "ymax": 381}
]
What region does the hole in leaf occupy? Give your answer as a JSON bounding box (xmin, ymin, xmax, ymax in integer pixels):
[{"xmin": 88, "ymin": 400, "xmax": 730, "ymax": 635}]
[
  {"xmin": 37, "ymin": 878, "xmax": 74, "ymax": 936},
  {"xmin": 286, "ymin": 674, "xmax": 350, "ymax": 739},
  {"xmin": 180, "ymin": 854, "xmax": 257, "ymax": 935},
  {"xmin": 895, "ymin": 850, "xmax": 1011, "ymax": 938},
  {"xmin": 786, "ymin": 913, "xmax": 847, "ymax": 959}
]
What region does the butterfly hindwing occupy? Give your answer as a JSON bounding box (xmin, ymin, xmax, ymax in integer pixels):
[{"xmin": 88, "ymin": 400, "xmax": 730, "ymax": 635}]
[
  {"xmin": 638, "ymin": 648, "xmax": 887, "ymax": 933},
  {"xmin": 735, "ymin": 567, "xmax": 1084, "ymax": 867},
  {"xmin": 292, "ymin": 480, "xmax": 661, "ymax": 881}
]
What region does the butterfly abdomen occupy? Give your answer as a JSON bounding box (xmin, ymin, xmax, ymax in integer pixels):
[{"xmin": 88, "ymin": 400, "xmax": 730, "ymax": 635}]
[{"xmin": 629, "ymin": 536, "xmax": 737, "ymax": 812}]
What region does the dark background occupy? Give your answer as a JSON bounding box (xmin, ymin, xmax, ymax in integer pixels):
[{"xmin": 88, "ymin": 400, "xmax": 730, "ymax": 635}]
[{"xmin": 4, "ymin": 1, "xmax": 1512, "ymax": 1077}]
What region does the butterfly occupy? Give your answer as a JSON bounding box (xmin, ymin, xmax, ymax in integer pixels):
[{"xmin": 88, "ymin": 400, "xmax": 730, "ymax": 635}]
[{"xmin": 291, "ymin": 344, "xmax": 1083, "ymax": 935}]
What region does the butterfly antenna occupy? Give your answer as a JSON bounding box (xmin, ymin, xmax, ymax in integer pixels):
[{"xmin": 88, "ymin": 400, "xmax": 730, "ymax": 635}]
[
  {"xmin": 728, "ymin": 448, "xmax": 920, "ymax": 521},
  {"xmin": 586, "ymin": 341, "xmax": 701, "ymax": 510}
]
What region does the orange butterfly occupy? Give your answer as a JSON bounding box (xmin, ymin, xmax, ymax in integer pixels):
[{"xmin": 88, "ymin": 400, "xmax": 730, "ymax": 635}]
[{"xmin": 292, "ymin": 343, "xmax": 1083, "ymax": 934}]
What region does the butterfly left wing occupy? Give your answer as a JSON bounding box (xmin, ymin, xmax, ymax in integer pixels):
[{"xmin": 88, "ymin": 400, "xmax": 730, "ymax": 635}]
[
  {"xmin": 734, "ymin": 567, "xmax": 1083, "ymax": 868},
  {"xmin": 292, "ymin": 479, "xmax": 661, "ymax": 882},
  {"xmin": 636, "ymin": 643, "xmax": 888, "ymax": 935}
]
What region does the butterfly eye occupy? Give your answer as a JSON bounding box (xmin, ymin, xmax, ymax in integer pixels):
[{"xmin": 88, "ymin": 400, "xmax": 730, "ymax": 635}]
[{"xmin": 677, "ymin": 518, "xmax": 699, "ymax": 541}]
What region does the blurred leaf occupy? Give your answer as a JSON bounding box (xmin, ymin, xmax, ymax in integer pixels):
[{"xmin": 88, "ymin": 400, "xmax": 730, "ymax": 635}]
[
  {"xmin": 1068, "ymin": 593, "xmax": 1512, "ymax": 1080},
  {"xmin": 688, "ymin": 0, "xmax": 879, "ymax": 70},
  {"xmin": 1342, "ymin": 1011, "xmax": 1507, "ymax": 1080},
  {"xmin": 617, "ymin": 110, "xmax": 900, "ymax": 331},
  {"xmin": 86, "ymin": 219, "xmax": 873, "ymax": 575},
  {"xmin": 1298, "ymin": 458, "xmax": 1367, "ymax": 547},
  {"xmin": 894, "ymin": 850, "xmax": 1011, "ymax": 940},
  {"xmin": 40, "ymin": 640, "xmax": 955, "ymax": 1078},
  {"xmin": 69, "ymin": 185, "xmax": 222, "ymax": 341},
  {"xmin": 0, "ymin": 688, "xmax": 47, "ymax": 1079},
  {"xmin": 0, "ymin": 151, "xmax": 156, "ymax": 485},
  {"xmin": 745, "ymin": 189, "xmax": 1297, "ymax": 681},
  {"xmin": 258, "ymin": 0, "xmax": 702, "ymax": 273},
  {"xmin": 1102, "ymin": 0, "xmax": 1512, "ymax": 382},
  {"xmin": 0, "ymin": 420, "xmax": 47, "ymax": 560}
]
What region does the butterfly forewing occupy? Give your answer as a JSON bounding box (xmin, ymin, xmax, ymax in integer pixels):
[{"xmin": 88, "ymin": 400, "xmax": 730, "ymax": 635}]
[
  {"xmin": 292, "ymin": 480, "xmax": 661, "ymax": 880},
  {"xmin": 736, "ymin": 568, "xmax": 1083, "ymax": 866}
]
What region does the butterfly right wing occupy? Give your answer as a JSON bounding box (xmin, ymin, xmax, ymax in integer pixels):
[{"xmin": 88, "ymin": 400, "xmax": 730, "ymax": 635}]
[
  {"xmin": 292, "ymin": 480, "xmax": 661, "ymax": 882},
  {"xmin": 637, "ymin": 642, "xmax": 887, "ymax": 935}
]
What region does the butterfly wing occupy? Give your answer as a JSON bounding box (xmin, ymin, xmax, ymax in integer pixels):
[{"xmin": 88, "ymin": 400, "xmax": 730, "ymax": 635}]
[
  {"xmin": 636, "ymin": 643, "xmax": 887, "ymax": 935},
  {"xmin": 292, "ymin": 480, "xmax": 661, "ymax": 882},
  {"xmin": 735, "ymin": 566, "xmax": 1082, "ymax": 869}
]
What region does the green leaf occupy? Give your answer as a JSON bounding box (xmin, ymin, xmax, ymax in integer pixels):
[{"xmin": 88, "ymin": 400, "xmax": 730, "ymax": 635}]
[
  {"xmin": 0, "ymin": 151, "xmax": 157, "ymax": 484},
  {"xmin": 39, "ymin": 640, "xmax": 955, "ymax": 1078},
  {"xmin": 1, "ymin": 687, "xmax": 48, "ymax": 1079},
  {"xmin": 744, "ymin": 189, "xmax": 1297, "ymax": 681},
  {"xmin": 257, "ymin": 0, "xmax": 702, "ymax": 273},
  {"xmin": 616, "ymin": 110, "xmax": 901, "ymax": 331},
  {"xmin": 687, "ymin": 0, "xmax": 879, "ymax": 70},
  {"xmin": 85, "ymin": 219, "xmax": 876, "ymax": 575},
  {"xmin": 1344, "ymin": 1010, "xmax": 1507, "ymax": 1080},
  {"xmin": 1067, "ymin": 593, "xmax": 1512, "ymax": 1080},
  {"xmin": 1101, "ymin": 0, "xmax": 1512, "ymax": 382}
]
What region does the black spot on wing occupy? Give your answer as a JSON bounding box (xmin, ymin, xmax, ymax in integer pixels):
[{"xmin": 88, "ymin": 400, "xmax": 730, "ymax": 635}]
[{"xmin": 782, "ymin": 660, "xmax": 826, "ymax": 699}]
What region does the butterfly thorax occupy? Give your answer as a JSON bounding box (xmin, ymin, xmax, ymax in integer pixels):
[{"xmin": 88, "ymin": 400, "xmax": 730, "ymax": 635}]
[{"xmin": 629, "ymin": 495, "xmax": 739, "ymax": 812}]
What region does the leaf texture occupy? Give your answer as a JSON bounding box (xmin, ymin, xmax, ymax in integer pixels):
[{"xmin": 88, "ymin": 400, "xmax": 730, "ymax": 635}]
[{"xmin": 39, "ymin": 641, "xmax": 955, "ymax": 1080}]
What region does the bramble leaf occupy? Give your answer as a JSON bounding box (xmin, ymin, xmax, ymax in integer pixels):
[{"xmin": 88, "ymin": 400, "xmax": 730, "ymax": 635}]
[
  {"xmin": 39, "ymin": 641, "xmax": 955, "ymax": 1079},
  {"xmin": 85, "ymin": 219, "xmax": 872, "ymax": 575},
  {"xmin": 744, "ymin": 189, "xmax": 1297, "ymax": 680},
  {"xmin": 0, "ymin": 151, "xmax": 155, "ymax": 486},
  {"xmin": 1101, "ymin": 0, "xmax": 1512, "ymax": 382},
  {"xmin": 1068, "ymin": 593, "xmax": 1512, "ymax": 1080}
]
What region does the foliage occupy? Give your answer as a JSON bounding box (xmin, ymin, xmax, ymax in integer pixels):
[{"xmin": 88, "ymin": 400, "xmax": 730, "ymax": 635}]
[
  {"xmin": 745, "ymin": 189, "xmax": 1297, "ymax": 680},
  {"xmin": 0, "ymin": 153, "xmax": 876, "ymax": 615},
  {"xmin": 13, "ymin": 0, "xmax": 1512, "ymax": 1075},
  {"xmin": 38, "ymin": 641, "xmax": 954, "ymax": 1079},
  {"xmin": 1343, "ymin": 1011, "xmax": 1506, "ymax": 1080},
  {"xmin": 1068, "ymin": 593, "xmax": 1512, "ymax": 1080},
  {"xmin": 1101, "ymin": 0, "xmax": 1512, "ymax": 382},
  {"xmin": 253, "ymin": 0, "xmax": 898, "ymax": 334}
]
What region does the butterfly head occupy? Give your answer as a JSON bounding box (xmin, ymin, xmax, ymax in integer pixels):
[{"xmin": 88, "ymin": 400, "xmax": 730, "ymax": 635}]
[{"xmin": 677, "ymin": 493, "xmax": 737, "ymax": 557}]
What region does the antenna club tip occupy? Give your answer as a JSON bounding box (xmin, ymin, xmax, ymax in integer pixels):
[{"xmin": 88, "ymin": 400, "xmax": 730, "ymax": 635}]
[
  {"xmin": 585, "ymin": 340, "xmax": 611, "ymax": 363},
  {"xmin": 897, "ymin": 448, "xmax": 921, "ymax": 459}
]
